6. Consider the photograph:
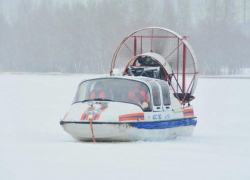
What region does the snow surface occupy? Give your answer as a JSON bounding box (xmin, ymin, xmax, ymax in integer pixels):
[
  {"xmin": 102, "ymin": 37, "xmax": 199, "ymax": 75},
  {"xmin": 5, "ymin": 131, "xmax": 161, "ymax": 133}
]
[{"xmin": 0, "ymin": 74, "xmax": 250, "ymax": 180}]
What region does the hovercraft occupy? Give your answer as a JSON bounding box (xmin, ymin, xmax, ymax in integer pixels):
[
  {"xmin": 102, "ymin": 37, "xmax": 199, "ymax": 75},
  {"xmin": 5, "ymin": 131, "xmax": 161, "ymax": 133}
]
[{"xmin": 60, "ymin": 27, "xmax": 198, "ymax": 142}]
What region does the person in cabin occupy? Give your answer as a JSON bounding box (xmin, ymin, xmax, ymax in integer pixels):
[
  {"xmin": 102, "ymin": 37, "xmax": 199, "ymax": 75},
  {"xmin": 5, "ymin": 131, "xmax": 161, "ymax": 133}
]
[
  {"xmin": 128, "ymin": 83, "xmax": 148, "ymax": 109},
  {"xmin": 90, "ymin": 82, "xmax": 106, "ymax": 99}
]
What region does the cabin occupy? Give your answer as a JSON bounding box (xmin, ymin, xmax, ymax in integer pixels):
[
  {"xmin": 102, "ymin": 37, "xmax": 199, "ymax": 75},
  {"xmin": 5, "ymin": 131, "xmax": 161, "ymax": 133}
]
[{"xmin": 73, "ymin": 77, "xmax": 182, "ymax": 113}]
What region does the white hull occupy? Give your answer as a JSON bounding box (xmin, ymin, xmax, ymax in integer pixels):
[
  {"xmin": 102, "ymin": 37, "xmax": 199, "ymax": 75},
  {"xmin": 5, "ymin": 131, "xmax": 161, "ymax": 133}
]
[{"xmin": 61, "ymin": 119, "xmax": 196, "ymax": 142}]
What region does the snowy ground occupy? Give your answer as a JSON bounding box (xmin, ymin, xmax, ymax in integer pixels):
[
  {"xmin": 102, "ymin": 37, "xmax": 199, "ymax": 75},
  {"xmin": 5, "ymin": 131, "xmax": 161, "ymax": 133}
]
[{"xmin": 0, "ymin": 74, "xmax": 250, "ymax": 180}]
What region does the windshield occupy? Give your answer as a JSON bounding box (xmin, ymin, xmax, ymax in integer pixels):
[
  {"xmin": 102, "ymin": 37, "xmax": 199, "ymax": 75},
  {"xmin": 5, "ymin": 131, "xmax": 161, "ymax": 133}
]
[{"xmin": 74, "ymin": 78, "xmax": 151, "ymax": 110}]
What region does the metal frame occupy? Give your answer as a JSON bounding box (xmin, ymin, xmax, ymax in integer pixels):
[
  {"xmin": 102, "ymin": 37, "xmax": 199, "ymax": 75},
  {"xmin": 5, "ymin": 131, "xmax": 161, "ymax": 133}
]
[{"xmin": 110, "ymin": 27, "xmax": 199, "ymax": 106}]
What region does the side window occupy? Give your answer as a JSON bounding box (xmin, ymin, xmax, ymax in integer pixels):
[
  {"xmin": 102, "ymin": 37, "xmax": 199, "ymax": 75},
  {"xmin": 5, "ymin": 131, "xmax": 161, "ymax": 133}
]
[
  {"xmin": 145, "ymin": 80, "xmax": 161, "ymax": 106},
  {"xmin": 151, "ymin": 84, "xmax": 161, "ymax": 106},
  {"xmin": 158, "ymin": 81, "xmax": 170, "ymax": 106}
]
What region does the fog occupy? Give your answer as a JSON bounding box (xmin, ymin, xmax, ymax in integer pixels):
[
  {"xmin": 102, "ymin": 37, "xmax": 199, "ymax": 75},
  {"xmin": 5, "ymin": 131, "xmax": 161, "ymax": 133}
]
[{"xmin": 0, "ymin": 0, "xmax": 249, "ymax": 74}]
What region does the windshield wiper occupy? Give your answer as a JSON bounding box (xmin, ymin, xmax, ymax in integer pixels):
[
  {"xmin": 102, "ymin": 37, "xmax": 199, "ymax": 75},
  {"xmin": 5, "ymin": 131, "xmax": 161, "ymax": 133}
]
[
  {"xmin": 72, "ymin": 99, "xmax": 93, "ymax": 104},
  {"xmin": 93, "ymin": 98, "xmax": 113, "ymax": 101},
  {"xmin": 73, "ymin": 98, "xmax": 114, "ymax": 105}
]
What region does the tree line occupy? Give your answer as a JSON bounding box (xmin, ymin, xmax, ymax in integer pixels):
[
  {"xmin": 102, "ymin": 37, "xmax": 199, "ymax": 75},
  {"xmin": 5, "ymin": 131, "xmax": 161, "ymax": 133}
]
[{"xmin": 0, "ymin": 0, "xmax": 249, "ymax": 75}]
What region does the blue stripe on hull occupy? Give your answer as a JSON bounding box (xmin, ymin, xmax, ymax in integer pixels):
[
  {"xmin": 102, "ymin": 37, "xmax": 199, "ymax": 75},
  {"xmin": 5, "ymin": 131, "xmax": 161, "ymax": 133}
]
[
  {"xmin": 183, "ymin": 111, "xmax": 194, "ymax": 114},
  {"xmin": 119, "ymin": 115, "xmax": 144, "ymax": 119},
  {"xmin": 130, "ymin": 119, "xmax": 197, "ymax": 129}
]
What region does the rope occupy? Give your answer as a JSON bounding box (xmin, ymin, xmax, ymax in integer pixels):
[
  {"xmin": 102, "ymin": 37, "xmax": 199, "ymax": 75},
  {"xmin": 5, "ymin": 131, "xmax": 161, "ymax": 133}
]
[{"xmin": 89, "ymin": 118, "xmax": 96, "ymax": 142}]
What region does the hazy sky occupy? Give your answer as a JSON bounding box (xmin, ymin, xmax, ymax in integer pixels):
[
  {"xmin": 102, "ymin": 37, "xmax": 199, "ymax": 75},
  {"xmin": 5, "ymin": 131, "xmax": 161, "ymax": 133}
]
[
  {"xmin": 1, "ymin": 0, "xmax": 249, "ymax": 23},
  {"xmin": 0, "ymin": 0, "xmax": 249, "ymax": 74},
  {"xmin": 0, "ymin": 0, "xmax": 88, "ymax": 21}
]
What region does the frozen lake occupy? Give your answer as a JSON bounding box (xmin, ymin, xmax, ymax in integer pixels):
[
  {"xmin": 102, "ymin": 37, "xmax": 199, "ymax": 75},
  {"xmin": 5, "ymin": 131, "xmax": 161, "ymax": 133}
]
[{"xmin": 0, "ymin": 74, "xmax": 250, "ymax": 180}]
